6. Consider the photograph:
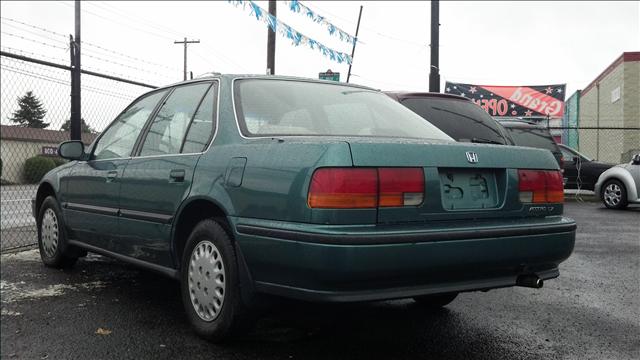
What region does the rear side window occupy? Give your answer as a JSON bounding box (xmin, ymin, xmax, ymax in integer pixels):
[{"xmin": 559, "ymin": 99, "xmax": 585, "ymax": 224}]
[
  {"xmin": 400, "ymin": 97, "xmax": 509, "ymax": 144},
  {"xmin": 505, "ymin": 127, "xmax": 559, "ymax": 152},
  {"xmin": 234, "ymin": 79, "xmax": 452, "ymax": 141},
  {"xmin": 139, "ymin": 82, "xmax": 211, "ymax": 156},
  {"xmin": 182, "ymin": 84, "xmax": 217, "ymax": 153}
]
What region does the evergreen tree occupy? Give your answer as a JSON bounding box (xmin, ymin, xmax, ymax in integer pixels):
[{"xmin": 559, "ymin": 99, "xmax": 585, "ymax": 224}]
[
  {"xmin": 60, "ymin": 118, "xmax": 96, "ymax": 134},
  {"xmin": 9, "ymin": 91, "xmax": 49, "ymax": 128}
]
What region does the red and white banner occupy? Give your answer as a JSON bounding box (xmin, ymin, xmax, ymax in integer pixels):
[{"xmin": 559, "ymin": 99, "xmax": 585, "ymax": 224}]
[{"xmin": 445, "ymin": 82, "xmax": 566, "ymax": 118}]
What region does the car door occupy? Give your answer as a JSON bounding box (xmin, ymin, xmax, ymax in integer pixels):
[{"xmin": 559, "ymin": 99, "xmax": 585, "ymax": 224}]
[
  {"xmin": 115, "ymin": 81, "xmax": 217, "ymax": 266},
  {"xmin": 63, "ymin": 90, "xmax": 168, "ymax": 249},
  {"xmin": 560, "ymin": 146, "xmax": 578, "ymax": 189}
]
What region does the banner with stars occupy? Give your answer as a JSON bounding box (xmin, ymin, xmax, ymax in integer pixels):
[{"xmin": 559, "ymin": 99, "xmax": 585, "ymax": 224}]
[{"xmin": 444, "ymin": 82, "xmax": 566, "ymax": 118}]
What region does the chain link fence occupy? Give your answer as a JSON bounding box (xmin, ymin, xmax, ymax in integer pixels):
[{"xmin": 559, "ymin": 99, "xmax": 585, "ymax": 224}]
[
  {"xmin": 1, "ymin": 51, "xmax": 640, "ymax": 253},
  {"xmin": 550, "ymin": 127, "xmax": 640, "ymax": 163},
  {"xmin": 1, "ymin": 52, "xmax": 156, "ymax": 252}
]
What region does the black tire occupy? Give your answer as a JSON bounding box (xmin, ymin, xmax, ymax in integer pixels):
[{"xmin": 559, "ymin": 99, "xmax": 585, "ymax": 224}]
[
  {"xmin": 180, "ymin": 219, "xmax": 252, "ymax": 342},
  {"xmin": 37, "ymin": 196, "xmax": 79, "ymax": 268},
  {"xmin": 601, "ymin": 179, "xmax": 629, "ymax": 209},
  {"xmin": 413, "ymin": 293, "xmax": 458, "ymax": 308}
]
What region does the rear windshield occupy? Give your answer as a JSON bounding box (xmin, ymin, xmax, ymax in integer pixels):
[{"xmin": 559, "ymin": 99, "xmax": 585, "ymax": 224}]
[
  {"xmin": 504, "ymin": 127, "xmax": 559, "ymax": 152},
  {"xmin": 400, "ymin": 97, "xmax": 509, "ymax": 145},
  {"xmin": 234, "ymin": 79, "xmax": 452, "ymax": 141}
]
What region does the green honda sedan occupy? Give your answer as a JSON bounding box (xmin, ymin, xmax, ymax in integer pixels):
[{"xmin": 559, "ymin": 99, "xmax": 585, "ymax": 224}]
[{"xmin": 33, "ymin": 75, "xmax": 576, "ymax": 341}]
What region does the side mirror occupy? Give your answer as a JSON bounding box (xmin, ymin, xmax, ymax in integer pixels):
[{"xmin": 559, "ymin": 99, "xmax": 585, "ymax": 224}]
[
  {"xmin": 572, "ymin": 156, "xmax": 579, "ymax": 164},
  {"xmin": 58, "ymin": 140, "xmax": 86, "ymax": 160},
  {"xmin": 632, "ymin": 154, "xmax": 640, "ymax": 165}
]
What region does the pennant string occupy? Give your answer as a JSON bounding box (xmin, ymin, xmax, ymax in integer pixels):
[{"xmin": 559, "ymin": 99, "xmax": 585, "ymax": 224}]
[
  {"xmin": 285, "ymin": 1, "xmax": 357, "ymax": 45},
  {"xmin": 228, "ymin": 0, "xmax": 353, "ymax": 65}
]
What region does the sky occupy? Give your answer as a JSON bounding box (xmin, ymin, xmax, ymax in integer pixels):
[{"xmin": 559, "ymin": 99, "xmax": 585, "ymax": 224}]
[{"xmin": 1, "ymin": 1, "xmax": 638, "ymax": 130}]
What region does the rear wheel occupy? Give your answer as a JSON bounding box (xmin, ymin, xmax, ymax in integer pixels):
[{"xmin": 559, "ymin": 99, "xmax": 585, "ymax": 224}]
[
  {"xmin": 37, "ymin": 196, "xmax": 79, "ymax": 268},
  {"xmin": 180, "ymin": 219, "xmax": 252, "ymax": 342},
  {"xmin": 601, "ymin": 179, "xmax": 628, "ymax": 209},
  {"xmin": 413, "ymin": 293, "xmax": 458, "ymax": 308}
]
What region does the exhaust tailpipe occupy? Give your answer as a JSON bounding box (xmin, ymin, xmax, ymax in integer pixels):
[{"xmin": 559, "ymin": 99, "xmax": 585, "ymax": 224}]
[{"xmin": 516, "ymin": 274, "xmax": 543, "ymax": 288}]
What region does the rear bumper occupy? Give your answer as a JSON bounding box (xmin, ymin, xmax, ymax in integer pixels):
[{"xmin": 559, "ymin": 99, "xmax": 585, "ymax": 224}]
[{"xmin": 232, "ymin": 216, "xmax": 576, "ymax": 302}]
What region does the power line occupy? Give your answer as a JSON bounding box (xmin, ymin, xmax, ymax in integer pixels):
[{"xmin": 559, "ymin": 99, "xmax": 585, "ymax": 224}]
[
  {"xmin": 55, "ymin": 1, "xmax": 176, "ymax": 42},
  {"xmin": 0, "ymin": 17, "xmax": 68, "ymax": 38},
  {"xmin": 57, "ymin": 1, "xmax": 246, "ymax": 72},
  {"xmin": 88, "ymin": 1, "xmax": 246, "ymax": 72},
  {"xmin": 0, "ymin": 31, "xmax": 68, "ymax": 51},
  {"xmin": 306, "ymin": 3, "xmax": 428, "ymax": 48},
  {"xmin": 82, "ymin": 42, "xmax": 182, "ymax": 72},
  {"xmin": 2, "ymin": 17, "xmax": 182, "ymax": 72}
]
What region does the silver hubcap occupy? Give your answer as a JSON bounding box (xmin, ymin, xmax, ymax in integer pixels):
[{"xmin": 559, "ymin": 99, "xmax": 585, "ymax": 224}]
[
  {"xmin": 604, "ymin": 183, "xmax": 622, "ymax": 206},
  {"xmin": 188, "ymin": 241, "xmax": 225, "ymax": 322},
  {"xmin": 41, "ymin": 208, "xmax": 59, "ymax": 258}
]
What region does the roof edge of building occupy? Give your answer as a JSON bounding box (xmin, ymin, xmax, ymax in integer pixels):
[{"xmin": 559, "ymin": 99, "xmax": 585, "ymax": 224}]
[{"xmin": 582, "ymin": 51, "xmax": 640, "ymax": 96}]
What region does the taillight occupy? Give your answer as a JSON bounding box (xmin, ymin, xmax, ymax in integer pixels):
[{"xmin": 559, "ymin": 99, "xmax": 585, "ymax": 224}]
[
  {"xmin": 378, "ymin": 168, "xmax": 424, "ymax": 207},
  {"xmin": 308, "ymin": 168, "xmax": 424, "ymax": 209},
  {"xmin": 518, "ymin": 169, "xmax": 564, "ymax": 204},
  {"xmin": 308, "ymin": 168, "xmax": 377, "ymax": 209}
]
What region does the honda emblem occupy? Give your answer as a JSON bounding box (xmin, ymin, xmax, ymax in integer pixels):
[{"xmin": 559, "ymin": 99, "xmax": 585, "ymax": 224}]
[{"xmin": 466, "ymin": 151, "xmax": 479, "ymax": 163}]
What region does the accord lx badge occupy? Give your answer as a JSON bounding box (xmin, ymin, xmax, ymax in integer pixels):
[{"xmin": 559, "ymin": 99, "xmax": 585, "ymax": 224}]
[{"xmin": 466, "ymin": 151, "xmax": 479, "ymax": 163}]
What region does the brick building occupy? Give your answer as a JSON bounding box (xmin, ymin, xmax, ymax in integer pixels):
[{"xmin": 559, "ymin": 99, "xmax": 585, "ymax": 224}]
[
  {"xmin": 0, "ymin": 125, "xmax": 96, "ymax": 184},
  {"xmin": 578, "ymin": 52, "xmax": 640, "ymax": 163}
]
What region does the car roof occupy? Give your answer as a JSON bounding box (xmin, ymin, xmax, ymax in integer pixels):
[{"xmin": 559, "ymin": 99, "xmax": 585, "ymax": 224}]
[
  {"xmin": 383, "ymin": 91, "xmax": 471, "ymax": 102},
  {"xmin": 158, "ymin": 74, "xmax": 379, "ymax": 92}
]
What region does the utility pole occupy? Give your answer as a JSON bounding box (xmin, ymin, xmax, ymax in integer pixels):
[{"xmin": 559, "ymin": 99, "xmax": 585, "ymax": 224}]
[
  {"xmin": 70, "ymin": 0, "xmax": 81, "ymax": 141},
  {"xmin": 266, "ymin": 0, "xmax": 276, "ymax": 75},
  {"xmin": 346, "ymin": 6, "xmax": 363, "ymax": 83},
  {"xmin": 174, "ymin": 37, "xmax": 200, "ymax": 81},
  {"xmin": 428, "ymin": 0, "xmax": 440, "ymax": 92}
]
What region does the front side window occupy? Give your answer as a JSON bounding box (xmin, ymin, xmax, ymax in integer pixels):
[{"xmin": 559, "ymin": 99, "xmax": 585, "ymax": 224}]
[
  {"xmin": 139, "ymin": 82, "xmax": 211, "ymax": 156},
  {"xmin": 234, "ymin": 79, "xmax": 452, "ymax": 141},
  {"xmin": 93, "ymin": 90, "xmax": 167, "ymax": 160}
]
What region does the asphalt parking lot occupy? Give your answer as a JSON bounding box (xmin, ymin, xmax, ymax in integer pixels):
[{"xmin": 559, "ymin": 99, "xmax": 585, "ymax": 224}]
[{"xmin": 1, "ymin": 201, "xmax": 638, "ymax": 360}]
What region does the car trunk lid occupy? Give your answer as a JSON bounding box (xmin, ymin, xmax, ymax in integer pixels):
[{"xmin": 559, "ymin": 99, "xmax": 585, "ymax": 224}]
[{"xmin": 344, "ymin": 137, "xmax": 561, "ymax": 224}]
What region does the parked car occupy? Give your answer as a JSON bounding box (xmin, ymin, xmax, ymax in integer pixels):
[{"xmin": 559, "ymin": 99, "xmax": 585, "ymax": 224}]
[
  {"xmin": 499, "ymin": 120, "xmax": 563, "ymax": 170},
  {"xmin": 558, "ymin": 144, "xmax": 613, "ymax": 191},
  {"xmin": 594, "ymin": 154, "xmax": 640, "ymax": 209},
  {"xmin": 33, "ymin": 76, "xmax": 576, "ymax": 341},
  {"xmin": 385, "ymin": 92, "xmax": 513, "ymax": 145}
]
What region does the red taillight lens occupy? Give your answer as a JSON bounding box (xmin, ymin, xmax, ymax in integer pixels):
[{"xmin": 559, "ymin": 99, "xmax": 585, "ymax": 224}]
[
  {"xmin": 518, "ymin": 169, "xmax": 564, "ymax": 204},
  {"xmin": 545, "ymin": 170, "xmax": 564, "ymax": 203},
  {"xmin": 308, "ymin": 167, "xmax": 425, "ymax": 209},
  {"xmin": 308, "ymin": 168, "xmax": 377, "ymax": 208},
  {"xmin": 378, "ymin": 168, "xmax": 424, "ymax": 207}
]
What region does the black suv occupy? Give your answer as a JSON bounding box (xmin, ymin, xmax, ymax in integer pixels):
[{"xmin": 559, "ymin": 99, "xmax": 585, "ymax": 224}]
[{"xmin": 386, "ymin": 92, "xmax": 513, "ymax": 146}]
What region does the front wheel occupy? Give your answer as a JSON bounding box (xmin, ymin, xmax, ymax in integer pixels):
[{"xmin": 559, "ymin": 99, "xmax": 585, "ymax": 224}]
[
  {"xmin": 413, "ymin": 293, "xmax": 458, "ymax": 308},
  {"xmin": 37, "ymin": 196, "xmax": 79, "ymax": 268},
  {"xmin": 601, "ymin": 179, "xmax": 628, "ymax": 209},
  {"xmin": 180, "ymin": 219, "xmax": 252, "ymax": 342}
]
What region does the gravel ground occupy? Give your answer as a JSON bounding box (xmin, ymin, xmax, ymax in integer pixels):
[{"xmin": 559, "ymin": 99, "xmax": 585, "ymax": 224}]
[{"xmin": 1, "ymin": 201, "xmax": 638, "ymax": 360}]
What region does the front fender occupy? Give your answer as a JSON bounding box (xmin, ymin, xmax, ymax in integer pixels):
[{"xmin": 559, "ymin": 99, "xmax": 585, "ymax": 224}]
[{"xmin": 595, "ymin": 166, "xmax": 637, "ymax": 201}]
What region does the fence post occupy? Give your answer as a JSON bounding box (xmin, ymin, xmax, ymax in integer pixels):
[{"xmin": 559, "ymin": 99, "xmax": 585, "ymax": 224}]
[{"xmin": 70, "ymin": 0, "xmax": 81, "ymax": 141}]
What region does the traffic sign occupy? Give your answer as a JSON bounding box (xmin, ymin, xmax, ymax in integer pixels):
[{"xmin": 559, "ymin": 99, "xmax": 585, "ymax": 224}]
[{"xmin": 319, "ymin": 69, "xmax": 340, "ymax": 82}]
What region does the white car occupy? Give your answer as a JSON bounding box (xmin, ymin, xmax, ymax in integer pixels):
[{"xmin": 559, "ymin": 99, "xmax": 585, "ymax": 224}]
[{"xmin": 594, "ymin": 154, "xmax": 640, "ymax": 209}]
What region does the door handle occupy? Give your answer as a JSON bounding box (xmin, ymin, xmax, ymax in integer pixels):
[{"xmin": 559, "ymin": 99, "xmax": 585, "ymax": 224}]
[
  {"xmin": 106, "ymin": 170, "xmax": 118, "ymax": 182},
  {"xmin": 169, "ymin": 169, "xmax": 185, "ymax": 182}
]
